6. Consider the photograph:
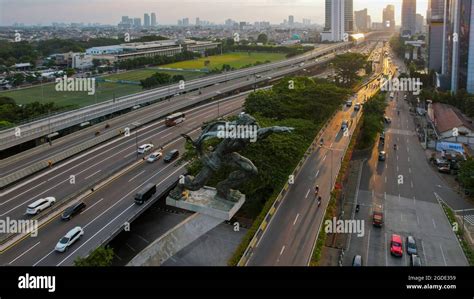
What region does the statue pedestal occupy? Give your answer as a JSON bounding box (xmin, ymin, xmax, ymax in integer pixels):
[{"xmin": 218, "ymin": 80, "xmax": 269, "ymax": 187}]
[
  {"xmin": 166, "ymin": 186, "xmax": 245, "ymax": 221},
  {"xmin": 128, "ymin": 187, "xmax": 245, "ymax": 266}
]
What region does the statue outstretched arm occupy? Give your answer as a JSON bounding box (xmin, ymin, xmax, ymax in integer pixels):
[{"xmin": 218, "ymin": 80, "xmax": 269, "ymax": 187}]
[{"xmin": 257, "ymin": 126, "xmax": 294, "ymax": 140}]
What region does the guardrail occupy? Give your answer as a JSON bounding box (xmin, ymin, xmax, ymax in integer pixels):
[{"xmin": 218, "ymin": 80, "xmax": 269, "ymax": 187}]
[
  {"xmin": 0, "ymin": 42, "xmax": 350, "ymax": 150},
  {"xmin": 0, "ymin": 52, "xmax": 334, "ymax": 189}
]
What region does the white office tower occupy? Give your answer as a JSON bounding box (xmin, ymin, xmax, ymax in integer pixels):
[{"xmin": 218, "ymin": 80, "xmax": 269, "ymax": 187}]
[{"xmin": 321, "ymin": 0, "xmax": 346, "ymax": 41}]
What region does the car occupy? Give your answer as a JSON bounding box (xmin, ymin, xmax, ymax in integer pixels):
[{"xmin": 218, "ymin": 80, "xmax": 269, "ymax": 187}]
[
  {"xmin": 384, "ymin": 116, "xmax": 392, "ymax": 124},
  {"xmin": 341, "ymin": 120, "xmax": 349, "ymax": 131},
  {"xmin": 354, "ymin": 103, "xmax": 361, "ymax": 111},
  {"xmin": 137, "ymin": 144, "xmax": 154, "ymax": 154},
  {"xmin": 410, "ymin": 254, "xmax": 422, "ymax": 266},
  {"xmin": 163, "ymin": 149, "xmax": 179, "ymax": 163},
  {"xmin": 146, "ymin": 151, "xmax": 163, "ymax": 163},
  {"xmin": 373, "ymin": 211, "xmax": 384, "ymax": 227},
  {"xmin": 26, "ymin": 197, "xmax": 56, "ymax": 215},
  {"xmin": 352, "ymin": 255, "xmax": 363, "ymax": 266},
  {"xmin": 390, "ymin": 234, "xmax": 403, "ymax": 257},
  {"xmin": 346, "ymin": 100, "xmax": 353, "ymax": 107},
  {"xmin": 438, "ymin": 165, "xmax": 451, "ymax": 174},
  {"xmin": 378, "ymin": 151, "xmax": 386, "ymax": 161},
  {"xmin": 434, "ymin": 158, "xmax": 448, "ymax": 166},
  {"xmin": 55, "ymin": 226, "xmax": 84, "ymax": 252},
  {"xmin": 406, "ymin": 236, "xmax": 417, "ymax": 255},
  {"xmin": 61, "ymin": 202, "xmax": 86, "ymax": 221}
]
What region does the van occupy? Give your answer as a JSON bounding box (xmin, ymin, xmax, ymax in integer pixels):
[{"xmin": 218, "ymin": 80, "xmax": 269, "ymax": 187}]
[
  {"xmin": 134, "ymin": 183, "xmax": 156, "ymax": 205},
  {"xmin": 164, "ymin": 149, "xmax": 179, "ymax": 163}
]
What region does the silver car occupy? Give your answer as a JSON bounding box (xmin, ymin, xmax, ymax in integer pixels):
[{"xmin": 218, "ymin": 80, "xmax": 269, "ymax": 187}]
[{"xmin": 55, "ymin": 226, "xmax": 84, "ymax": 252}]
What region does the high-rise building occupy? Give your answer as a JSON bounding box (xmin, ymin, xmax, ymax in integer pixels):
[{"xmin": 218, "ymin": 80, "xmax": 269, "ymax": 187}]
[
  {"xmin": 144, "ymin": 13, "xmax": 150, "ymax": 27},
  {"xmin": 196, "ymin": 17, "xmax": 200, "ymax": 26},
  {"xmin": 354, "ymin": 8, "xmax": 368, "ymax": 32},
  {"xmin": 133, "ymin": 18, "xmax": 141, "ymax": 28},
  {"xmin": 416, "ymin": 13, "xmax": 425, "ymax": 33},
  {"xmin": 323, "ymin": 0, "xmax": 345, "ymax": 41},
  {"xmin": 427, "ymin": 0, "xmax": 445, "ymax": 72},
  {"xmin": 383, "ymin": 5, "xmax": 396, "ymax": 30},
  {"xmin": 183, "ymin": 18, "xmax": 189, "ymax": 26},
  {"xmin": 402, "ymin": 0, "xmax": 417, "ymax": 36},
  {"xmin": 324, "ymin": 0, "xmax": 353, "ymax": 32},
  {"xmin": 151, "ymin": 13, "xmax": 157, "ymax": 27},
  {"xmin": 289, "ymin": 15, "xmax": 294, "ymax": 27},
  {"xmin": 439, "ymin": 0, "xmax": 474, "ymax": 94}
]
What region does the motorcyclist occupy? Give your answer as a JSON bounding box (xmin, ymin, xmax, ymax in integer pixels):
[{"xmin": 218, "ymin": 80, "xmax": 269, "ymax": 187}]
[
  {"xmin": 317, "ymin": 196, "xmax": 322, "ymax": 207},
  {"xmin": 394, "ymin": 144, "xmax": 397, "ymax": 150},
  {"xmin": 315, "ymin": 185, "xmax": 319, "ymax": 196}
]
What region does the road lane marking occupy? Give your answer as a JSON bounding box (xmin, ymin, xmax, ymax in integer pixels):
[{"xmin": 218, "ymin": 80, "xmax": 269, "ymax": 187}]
[
  {"xmin": 409, "ymin": 168, "xmax": 411, "ymax": 173},
  {"xmin": 0, "ymin": 181, "xmax": 47, "ymax": 206},
  {"xmin": 397, "ymin": 166, "xmax": 399, "ymax": 172},
  {"xmin": 408, "ymin": 157, "xmax": 410, "ymax": 162},
  {"xmin": 280, "ymin": 245, "xmax": 286, "ymax": 256},
  {"xmin": 385, "ymin": 176, "xmax": 387, "ymax": 183},
  {"xmin": 322, "ymin": 155, "xmax": 327, "ymax": 161},
  {"xmin": 81, "ymin": 198, "xmax": 104, "ymax": 214},
  {"xmin": 293, "ymin": 214, "xmax": 300, "ymax": 225},
  {"xmin": 411, "ymin": 181, "xmax": 414, "ymax": 188},
  {"xmin": 417, "ymin": 215, "xmax": 420, "ymax": 225},
  {"xmin": 384, "ymin": 232, "xmax": 388, "ymax": 266},
  {"xmin": 33, "ymin": 249, "xmax": 55, "ymax": 266},
  {"xmin": 420, "ymin": 240, "xmax": 427, "ymax": 266},
  {"xmin": 366, "ymin": 229, "xmax": 371, "ymax": 266},
  {"xmin": 432, "ymin": 218, "xmax": 436, "ymax": 229},
  {"xmin": 305, "ymin": 189, "xmax": 311, "ymax": 199},
  {"xmin": 124, "ymin": 151, "xmax": 135, "ymax": 158},
  {"xmin": 9, "ymin": 241, "xmax": 41, "ymax": 264},
  {"xmin": 413, "ymin": 196, "xmax": 416, "ymax": 205},
  {"xmin": 315, "ymin": 170, "xmax": 320, "ymax": 178},
  {"xmin": 440, "ymin": 244, "xmax": 447, "ymax": 266},
  {"xmin": 128, "ymin": 170, "xmax": 146, "ymax": 182},
  {"xmin": 84, "ymin": 170, "xmax": 101, "ymax": 180}
]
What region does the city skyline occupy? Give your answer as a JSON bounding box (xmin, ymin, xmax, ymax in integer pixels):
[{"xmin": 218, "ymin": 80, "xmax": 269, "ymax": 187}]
[{"xmin": 1, "ymin": 0, "xmax": 428, "ymax": 26}]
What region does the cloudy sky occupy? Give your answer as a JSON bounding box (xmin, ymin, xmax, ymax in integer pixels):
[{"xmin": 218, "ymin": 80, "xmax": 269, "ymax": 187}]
[{"xmin": 0, "ymin": 0, "xmax": 428, "ymax": 26}]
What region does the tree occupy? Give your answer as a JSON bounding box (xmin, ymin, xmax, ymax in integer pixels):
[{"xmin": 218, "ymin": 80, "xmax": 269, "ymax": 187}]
[
  {"xmin": 74, "ymin": 246, "xmax": 114, "ymax": 266},
  {"xmin": 332, "ymin": 53, "xmax": 367, "ymax": 88},
  {"xmin": 257, "ymin": 33, "xmax": 268, "ymax": 44},
  {"xmin": 458, "ymin": 158, "xmax": 474, "ymax": 192}
]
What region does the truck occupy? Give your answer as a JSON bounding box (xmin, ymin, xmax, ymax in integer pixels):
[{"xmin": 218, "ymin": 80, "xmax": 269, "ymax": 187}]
[{"xmin": 372, "ymin": 209, "xmax": 384, "ymax": 227}]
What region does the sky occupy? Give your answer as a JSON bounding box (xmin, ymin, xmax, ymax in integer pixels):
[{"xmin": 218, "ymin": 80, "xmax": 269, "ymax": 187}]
[{"xmin": 0, "ymin": 0, "xmax": 429, "ymax": 26}]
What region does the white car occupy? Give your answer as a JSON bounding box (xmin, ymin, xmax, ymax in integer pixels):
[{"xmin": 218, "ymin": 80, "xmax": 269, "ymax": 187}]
[
  {"xmin": 26, "ymin": 197, "xmax": 56, "ymax": 215},
  {"xmin": 137, "ymin": 144, "xmax": 154, "ymax": 154},
  {"xmin": 55, "ymin": 226, "xmax": 84, "ymax": 252},
  {"xmin": 146, "ymin": 151, "xmax": 163, "ymax": 163}
]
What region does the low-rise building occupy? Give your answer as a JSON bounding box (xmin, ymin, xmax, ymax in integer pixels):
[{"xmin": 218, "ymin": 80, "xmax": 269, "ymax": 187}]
[{"xmin": 428, "ymin": 102, "xmax": 474, "ymax": 145}]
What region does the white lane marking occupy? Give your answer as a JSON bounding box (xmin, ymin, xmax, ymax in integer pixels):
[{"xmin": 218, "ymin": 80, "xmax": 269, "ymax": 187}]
[
  {"xmin": 408, "ymin": 157, "xmax": 410, "ymax": 162},
  {"xmin": 0, "ymin": 181, "xmax": 46, "ymax": 206},
  {"xmin": 81, "ymin": 198, "xmax": 104, "ymax": 214},
  {"xmin": 128, "ymin": 170, "xmax": 146, "ymax": 183},
  {"xmin": 397, "ymin": 166, "xmax": 399, "ymax": 172},
  {"xmin": 397, "ymin": 156, "xmax": 399, "ymax": 161},
  {"xmin": 384, "ymin": 232, "xmax": 388, "ymax": 266},
  {"xmin": 413, "ymin": 196, "xmax": 416, "ymax": 205},
  {"xmin": 84, "ymin": 170, "xmax": 101, "ymax": 181},
  {"xmin": 416, "ymin": 215, "xmax": 420, "ymax": 225},
  {"xmin": 366, "ymin": 229, "xmax": 371, "ymax": 266},
  {"xmin": 56, "ymin": 164, "xmax": 187, "ymax": 266},
  {"xmin": 162, "ymin": 132, "xmax": 173, "ymax": 138},
  {"xmin": 124, "ymin": 151, "xmax": 135, "ymax": 158},
  {"xmin": 385, "ymin": 176, "xmax": 387, "ymax": 183},
  {"xmin": 440, "ymin": 244, "xmax": 447, "ymax": 266},
  {"xmin": 322, "ymin": 155, "xmax": 327, "ymax": 161},
  {"xmin": 9, "ymin": 241, "xmax": 41, "ymax": 264},
  {"xmin": 409, "ymin": 168, "xmax": 412, "ymax": 173},
  {"xmin": 305, "ymin": 189, "xmax": 311, "ymax": 199},
  {"xmin": 33, "ymin": 249, "xmax": 55, "ymax": 267},
  {"xmin": 280, "ymin": 246, "xmax": 286, "ymax": 256},
  {"xmin": 421, "ymin": 240, "xmax": 427, "ymax": 266},
  {"xmin": 432, "ymin": 218, "xmax": 436, "ymax": 229},
  {"xmin": 384, "ymin": 192, "xmax": 386, "ymax": 200},
  {"xmin": 315, "ymin": 170, "xmax": 320, "ymax": 178},
  {"xmin": 411, "ymin": 181, "xmax": 414, "ymax": 188},
  {"xmin": 293, "ymin": 214, "xmax": 300, "ymax": 225}
]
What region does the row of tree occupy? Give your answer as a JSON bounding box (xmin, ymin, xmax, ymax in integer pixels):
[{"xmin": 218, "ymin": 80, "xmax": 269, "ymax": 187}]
[
  {"xmin": 114, "ymin": 51, "xmax": 200, "ymax": 70},
  {"xmin": 140, "ymin": 72, "xmax": 185, "ymax": 89},
  {"xmin": 355, "ymin": 93, "xmax": 387, "ymax": 150}
]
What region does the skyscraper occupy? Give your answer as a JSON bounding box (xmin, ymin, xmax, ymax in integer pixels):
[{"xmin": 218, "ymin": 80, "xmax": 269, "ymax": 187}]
[
  {"xmin": 402, "ymin": 0, "xmax": 417, "ymax": 36},
  {"xmin": 289, "ymin": 15, "xmax": 294, "ymax": 27},
  {"xmin": 383, "ymin": 5, "xmax": 396, "ymax": 30},
  {"xmin": 439, "ymin": 0, "xmax": 474, "ymax": 94},
  {"xmin": 416, "ymin": 13, "xmax": 425, "ymax": 33},
  {"xmin": 427, "ymin": 0, "xmax": 445, "ymax": 72},
  {"xmin": 151, "ymin": 13, "xmax": 157, "ymax": 27},
  {"xmin": 354, "ymin": 9, "xmax": 368, "ymax": 32},
  {"xmin": 133, "ymin": 18, "xmax": 141, "ymax": 28},
  {"xmin": 144, "ymin": 13, "xmax": 150, "ymax": 27},
  {"xmin": 324, "ymin": 0, "xmax": 353, "ymax": 32}
]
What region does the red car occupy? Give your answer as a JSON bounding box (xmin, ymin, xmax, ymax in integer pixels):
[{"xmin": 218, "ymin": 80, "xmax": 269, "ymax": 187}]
[{"xmin": 390, "ymin": 234, "xmax": 403, "ymax": 257}]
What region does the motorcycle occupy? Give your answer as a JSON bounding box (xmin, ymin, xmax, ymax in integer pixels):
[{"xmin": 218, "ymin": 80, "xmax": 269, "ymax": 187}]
[{"xmin": 355, "ymin": 204, "xmax": 360, "ymax": 213}]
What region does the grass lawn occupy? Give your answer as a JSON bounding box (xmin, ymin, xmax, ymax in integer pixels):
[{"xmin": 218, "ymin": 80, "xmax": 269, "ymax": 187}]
[
  {"xmin": 1, "ymin": 52, "xmax": 285, "ymax": 108},
  {"xmin": 162, "ymin": 52, "xmax": 286, "ymax": 70}
]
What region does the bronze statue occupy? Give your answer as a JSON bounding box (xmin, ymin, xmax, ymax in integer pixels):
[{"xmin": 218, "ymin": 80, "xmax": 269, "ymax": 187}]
[{"xmin": 169, "ymin": 113, "xmax": 293, "ymax": 202}]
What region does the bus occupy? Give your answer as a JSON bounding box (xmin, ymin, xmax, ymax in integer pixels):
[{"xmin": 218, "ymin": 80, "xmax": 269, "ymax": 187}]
[{"xmin": 165, "ymin": 112, "xmax": 185, "ymax": 127}]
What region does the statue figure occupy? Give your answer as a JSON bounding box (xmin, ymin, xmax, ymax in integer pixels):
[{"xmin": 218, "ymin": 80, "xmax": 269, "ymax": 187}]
[{"xmin": 169, "ymin": 113, "xmax": 293, "ymax": 203}]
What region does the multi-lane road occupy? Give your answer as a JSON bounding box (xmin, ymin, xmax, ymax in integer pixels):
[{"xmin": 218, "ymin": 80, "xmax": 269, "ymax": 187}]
[
  {"xmin": 343, "ymin": 53, "xmax": 471, "ymax": 266},
  {"xmin": 0, "ymin": 95, "xmax": 245, "ymax": 265},
  {"xmin": 246, "ymin": 45, "xmax": 385, "ymax": 266}
]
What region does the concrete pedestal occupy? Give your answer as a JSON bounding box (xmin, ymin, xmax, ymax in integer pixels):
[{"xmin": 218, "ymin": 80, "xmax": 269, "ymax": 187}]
[{"xmin": 127, "ymin": 187, "xmax": 244, "ymax": 266}]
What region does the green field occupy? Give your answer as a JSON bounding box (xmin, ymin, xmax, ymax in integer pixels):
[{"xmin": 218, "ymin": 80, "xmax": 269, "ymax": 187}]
[
  {"xmin": 1, "ymin": 52, "xmax": 285, "ymax": 108},
  {"xmin": 162, "ymin": 52, "xmax": 286, "ymax": 70}
]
